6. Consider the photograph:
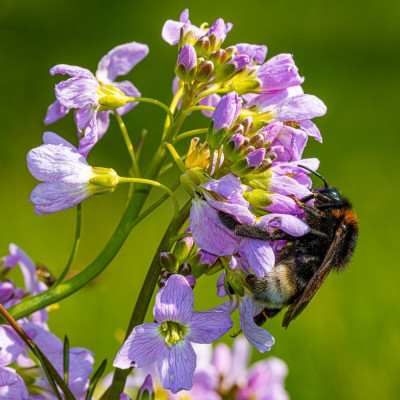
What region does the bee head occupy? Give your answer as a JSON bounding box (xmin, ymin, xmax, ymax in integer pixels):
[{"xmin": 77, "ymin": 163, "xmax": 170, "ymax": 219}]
[{"xmin": 316, "ymin": 187, "xmax": 344, "ymax": 207}]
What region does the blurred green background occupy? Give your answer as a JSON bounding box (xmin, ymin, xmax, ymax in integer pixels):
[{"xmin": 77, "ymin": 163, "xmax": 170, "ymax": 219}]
[{"xmin": 1, "ymin": 0, "xmax": 399, "ymax": 399}]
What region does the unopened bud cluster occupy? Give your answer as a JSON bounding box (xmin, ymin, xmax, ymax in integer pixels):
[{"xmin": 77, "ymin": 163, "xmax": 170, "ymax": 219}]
[{"xmin": 175, "ymin": 22, "xmax": 249, "ymax": 85}]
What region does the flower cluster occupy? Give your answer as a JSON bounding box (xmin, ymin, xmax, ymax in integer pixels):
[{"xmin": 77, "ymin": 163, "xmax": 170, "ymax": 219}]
[
  {"xmin": 0, "ymin": 245, "xmax": 94, "ymax": 399},
  {"xmin": 7, "ymin": 7, "xmax": 331, "ymax": 399}
]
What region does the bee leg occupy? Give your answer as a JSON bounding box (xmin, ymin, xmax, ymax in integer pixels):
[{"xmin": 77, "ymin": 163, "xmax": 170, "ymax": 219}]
[
  {"xmin": 230, "ymin": 329, "xmax": 243, "ymax": 338},
  {"xmin": 253, "ymin": 308, "xmax": 282, "ymax": 326},
  {"xmin": 289, "ymin": 194, "xmax": 324, "ymax": 218},
  {"xmin": 218, "ymin": 211, "xmax": 240, "ymax": 230}
]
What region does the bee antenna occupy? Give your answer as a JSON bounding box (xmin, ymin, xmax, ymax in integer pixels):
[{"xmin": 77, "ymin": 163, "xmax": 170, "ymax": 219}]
[{"xmin": 298, "ymin": 165, "xmax": 329, "ymax": 188}]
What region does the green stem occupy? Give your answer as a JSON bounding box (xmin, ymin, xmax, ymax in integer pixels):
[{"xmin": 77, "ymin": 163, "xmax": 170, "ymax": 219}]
[
  {"xmin": 118, "ymin": 177, "xmax": 179, "ymax": 215},
  {"xmin": 164, "ymin": 142, "xmax": 187, "ymax": 173},
  {"xmin": 159, "ymin": 155, "xmax": 187, "ymax": 176},
  {"xmin": 102, "ymin": 200, "xmax": 191, "ymax": 400},
  {"xmin": 52, "ymin": 204, "xmax": 81, "ymax": 288},
  {"xmin": 186, "ymin": 105, "xmax": 215, "ymax": 114},
  {"xmin": 175, "ymin": 128, "xmax": 208, "ymax": 143},
  {"xmin": 127, "ymin": 97, "xmax": 174, "ymax": 123},
  {"xmin": 194, "ymin": 87, "xmax": 229, "ymax": 104},
  {"xmin": 114, "ymin": 110, "xmax": 140, "ymax": 178},
  {"xmin": 6, "ymin": 108, "xmax": 188, "ymax": 323}
]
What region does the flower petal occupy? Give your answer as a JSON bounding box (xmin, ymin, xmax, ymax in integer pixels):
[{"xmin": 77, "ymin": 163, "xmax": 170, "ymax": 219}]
[
  {"xmin": 30, "ymin": 181, "xmax": 92, "ymax": 215},
  {"xmin": 96, "ymin": 42, "xmax": 149, "ymax": 82},
  {"xmin": 153, "ymin": 274, "xmax": 194, "ymax": 324},
  {"xmin": 2, "ymin": 244, "xmax": 37, "ymax": 293},
  {"xmin": 162, "ymin": 19, "xmax": 206, "ymax": 46},
  {"xmin": 239, "ymin": 297, "xmax": 275, "ymax": 353},
  {"xmin": 157, "ymin": 339, "xmax": 196, "ymax": 393},
  {"xmin": 273, "ymin": 94, "xmax": 327, "ymax": 122},
  {"xmin": 0, "ymin": 367, "xmax": 17, "ymax": 387},
  {"xmin": 258, "ymin": 214, "xmax": 310, "ymax": 236},
  {"xmin": 42, "ymin": 131, "xmax": 75, "ymax": 148},
  {"xmin": 236, "ymin": 43, "xmax": 268, "ymax": 64},
  {"xmin": 44, "ymin": 100, "xmax": 70, "ymax": 125},
  {"xmin": 187, "ymin": 311, "xmax": 233, "ymax": 344},
  {"xmin": 190, "ymin": 199, "xmax": 239, "ymax": 256},
  {"xmin": 77, "ymin": 116, "xmax": 100, "ymax": 158},
  {"xmin": 27, "ymin": 142, "xmax": 90, "ymax": 182},
  {"xmin": 239, "ymin": 239, "xmax": 275, "ymax": 278},
  {"xmin": 96, "ymin": 110, "xmax": 111, "ymax": 138},
  {"xmin": 0, "ymin": 326, "xmax": 25, "ymax": 366},
  {"xmin": 55, "ymin": 76, "xmax": 98, "ymax": 109},
  {"xmin": 0, "ymin": 368, "xmax": 28, "ymax": 400},
  {"xmin": 50, "ymin": 64, "xmax": 94, "ymax": 79},
  {"xmin": 22, "ymin": 323, "xmax": 63, "ymax": 355},
  {"xmin": 113, "ymin": 323, "xmax": 162, "ymax": 369}
]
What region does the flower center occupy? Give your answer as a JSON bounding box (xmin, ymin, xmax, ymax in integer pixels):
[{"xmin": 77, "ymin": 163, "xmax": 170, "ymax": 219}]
[
  {"xmin": 159, "ymin": 321, "xmax": 187, "ymax": 347},
  {"xmin": 97, "ymin": 82, "xmax": 129, "ymax": 111}
]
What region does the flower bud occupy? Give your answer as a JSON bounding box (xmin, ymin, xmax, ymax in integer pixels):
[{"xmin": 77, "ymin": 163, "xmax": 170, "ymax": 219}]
[
  {"xmin": 195, "ymin": 60, "xmax": 215, "ymax": 82},
  {"xmin": 180, "ymin": 168, "xmax": 210, "ymax": 197},
  {"xmin": 194, "ymin": 36, "xmax": 211, "ymax": 57},
  {"xmin": 225, "ymin": 46, "xmax": 238, "ymax": 60},
  {"xmin": 89, "ymin": 167, "xmax": 119, "ymax": 192},
  {"xmin": 137, "ymin": 375, "xmax": 155, "ymax": 400},
  {"xmin": 209, "ymin": 50, "xmax": 227, "ymax": 68},
  {"xmin": 179, "ymin": 22, "xmax": 196, "ymax": 48},
  {"xmin": 160, "ymin": 270, "xmax": 172, "ymax": 279},
  {"xmin": 186, "ymin": 275, "xmax": 196, "ymax": 288},
  {"xmin": 225, "ymin": 269, "xmax": 245, "ymax": 297},
  {"xmin": 215, "ymin": 55, "xmax": 250, "ymax": 82},
  {"xmin": 207, "ymin": 92, "xmax": 243, "ymax": 149},
  {"xmin": 249, "ymin": 133, "xmax": 265, "ymax": 149},
  {"xmin": 158, "ymin": 277, "xmax": 167, "ymax": 288},
  {"xmin": 208, "ymin": 18, "xmax": 230, "ymax": 50},
  {"xmin": 159, "ymin": 251, "xmax": 178, "ymax": 272},
  {"xmin": 241, "ymin": 116, "xmax": 254, "ymax": 136},
  {"xmin": 254, "ymin": 157, "xmax": 273, "ymax": 173},
  {"xmin": 243, "ymin": 188, "xmax": 273, "ymax": 209},
  {"xmin": 175, "ymin": 44, "xmax": 197, "ymax": 83},
  {"xmin": 231, "ymin": 148, "xmax": 266, "ymax": 177},
  {"xmin": 97, "ymin": 84, "xmax": 129, "ymax": 111},
  {"xmin": 178, "ymin": 262, "xmax": 192, "ymax": 276},
  {"xmin": 223, "ymin": 133, "xmax": 248, "ymax": 162},
  {"xmin": 173, "ymin": 235, "xmax": 195, "ymax": 264}
]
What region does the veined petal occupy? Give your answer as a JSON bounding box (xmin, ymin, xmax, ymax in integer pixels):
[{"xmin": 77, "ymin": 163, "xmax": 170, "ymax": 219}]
[
  {"xmin": 77, "ymin": 116, "xmax": 100, "ymax": 158},
  {"xmin": 202, "ymin": 173, "xmax": 248, "ymax": 207},
  {"xmin": 30, "ymin": 181, "xmax": 93, "ymax": 215},
  {"xmin": 187, "ymin": 311, "xmax": 233, "ymax": 344},
  {"xmin": 2, "ymin": 244, "xmax": 37, "ymax": 293},
  {"xmin": 153, "ymin": 274, "xmax": 194, "ymax": 325},
  {"xmin": 113, "ymin": 323, "xmax": 162, "ymax": 369},
  {"xmin": 239, "ymin": 238, "xmax": 275, "ymax": 278},
  {"xmin": 0, "ymin": 369, "xmax": 28, "ymax": 400},
  {"xmin": 0, "ymin": 282, "xmax": 13, "ymax": 303},
  {"xmin": 96, "ymin": 111, "xmax": 111, "ymax": 138},
  {"xmin": 27, "ymin": 142, "xmax": 91, "ymax": 182},
  {"xmin": 44, "ymin": 100, "xmax": 70, "ymax": 125},
  {"xmin": 272, "ymin": 94, "xmax": 327, "ymax": 122},
  {"xmin": 0, "ymin": 326, "xmax": 25, "ymax": 366},
  {"xmin": 157, "ymin": 339, "xmax": 196, "ymax": 393},
  {"xmin": 50, "ymin": 64, "xmax": 94, "ymax": 79},
  {"xmin": 190, "ymin": 199, "xmax": 240, "ymax": 256},
  {"xmin": 162, "ymin": 19, "xmax": 206, "ymax": 45},
  {"xmin": 55, "ymin": 76, "xmax": 98, "ymax": 109},
  {"xmin": 42, "ymin": 132, "xmax": 75, "ymax": 148},
  {"xmin": 96, "ymin": 42, "xmax": 149, "ymax": 82},
  {"xmin": 0, "ymin": 367, "xmax": 17, "ymax": 387},
  {"xmin": 75, "ymin": 104, "xmax": 96, "ymax": 131},
  {"xmin": 269, "ymin": 174, "xmax": 311, "ymax": 198},
  {"xmin": 239, "ymin": 297, "xmax": 275, "ymax": 353},
  {"xmin": 258, "ymin": 214, "xmax": 310, "ymax": 236},
  {"xmin": 22, "ymin": 323, "xmax": 63, "ymax": 355},
  {"xmin": 300, "ymin": 119, "xmax": 322, "ymax": 142},
  {"xmin": 236, "ymin": 43, "xmax": 268, "ymax": 64}
]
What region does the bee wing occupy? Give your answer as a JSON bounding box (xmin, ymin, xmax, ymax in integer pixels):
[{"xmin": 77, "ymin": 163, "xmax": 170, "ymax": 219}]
[{"xmin": 282, "ymin": 223, "xmax": 347, "ymax": 328}]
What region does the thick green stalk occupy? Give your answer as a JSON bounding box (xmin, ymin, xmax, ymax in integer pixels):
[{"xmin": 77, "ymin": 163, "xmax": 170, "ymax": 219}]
[{"xmin": 102, "ymin": 200, "xmax": 191, "ymax": 400}]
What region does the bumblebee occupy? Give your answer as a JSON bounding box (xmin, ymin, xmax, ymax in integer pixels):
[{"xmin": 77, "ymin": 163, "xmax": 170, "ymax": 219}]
[{"xmin": 219, "ymin": 166, "xmax": 359, "ymax": 328}]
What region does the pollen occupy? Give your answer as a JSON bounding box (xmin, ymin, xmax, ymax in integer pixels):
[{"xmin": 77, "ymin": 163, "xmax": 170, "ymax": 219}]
[{"xmin": 185, "ymin": 138, "xmax": 210, "ymax": 169}]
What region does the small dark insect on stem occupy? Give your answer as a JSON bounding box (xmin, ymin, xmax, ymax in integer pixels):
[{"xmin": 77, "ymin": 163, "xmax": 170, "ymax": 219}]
[{"xmin": 0, "ymin": 304, "xmax": 75, "ymax": 400}]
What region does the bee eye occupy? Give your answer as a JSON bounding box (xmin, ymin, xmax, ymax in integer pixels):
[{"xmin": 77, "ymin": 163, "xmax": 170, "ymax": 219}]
[{"xmin": 342, "ymin": 225, "xmax": 348, "ymax": 232}]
